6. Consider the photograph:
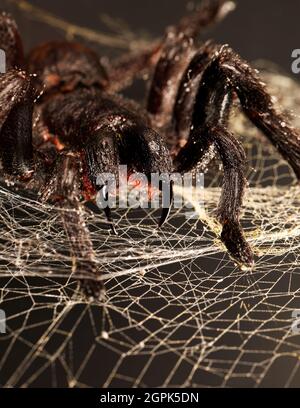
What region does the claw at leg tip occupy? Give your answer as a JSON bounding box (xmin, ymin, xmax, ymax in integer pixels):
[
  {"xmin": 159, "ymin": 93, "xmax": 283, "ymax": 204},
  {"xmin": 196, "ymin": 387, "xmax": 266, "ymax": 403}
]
[
  {"xmin": 110, "ymin": 222, "xmax": 118, "ymax": 236},
  {"xmin": 158, "ymin": 206, "xmax": 171, "ymax": 229},
  {"xmin": 104, "ymin": 207, "xmax": 118, "ymax": 235},
  {"xmin": 158, "ymin": 180, "xmax": 174, "ymax": 229},
  {"xmin": 100, "ymin": 185, "xmax": 118, "ymax": 235}
]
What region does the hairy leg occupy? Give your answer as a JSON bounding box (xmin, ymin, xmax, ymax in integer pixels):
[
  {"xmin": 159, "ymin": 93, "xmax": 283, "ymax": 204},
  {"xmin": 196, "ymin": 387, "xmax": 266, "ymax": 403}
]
[
  {"xmin": 0, "ymin": 13, "xmax": 34, "ymax": 177},
  {"xmin": 179, "ymin": 45, "xmax": 300, "ymax": 180},
  {"xmin": 175, "ymin": 42, "xmax": 300, "ymax": 265},
  {"xmin": 215, "ymin": 46, "xmax": 300, "ymax": 180},
  {"xmin": 0, "ymin": 70, "xmax": 34, "ymax": 177},
  {"xmin": 147, "ymin": 32, "xmax": 195, "ymax": 129},
  {"xmin": 40, "ymin": 152, "xmax": 103, "ymax": 299},
  {"xmin": 108, "ymin": 0, "xmax": 235, "ymax": 92},
  {"xmin": 175, "ymin": 59, "xmax": 253, "ymax": 266},
  {"xmin": 173, "ymin": 42, "xmax": 220, "ymax": 150},
  {"xmin": 176, "ymin": 125, "xmax": 253, "ymax": 266}
]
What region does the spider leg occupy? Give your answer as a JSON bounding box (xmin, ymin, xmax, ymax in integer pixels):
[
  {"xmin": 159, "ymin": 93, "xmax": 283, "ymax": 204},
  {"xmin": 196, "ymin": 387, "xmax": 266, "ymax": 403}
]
[
  {"xmin": 176, "ymin": 125, "xmax": 253, "ymax": 267},
  {"xmin": 40, "ymin": 153, "xmax": 103, "ymax": 299},
  {"xmin": 175, "ymin": 61, "xmax": 254, "ymax": 267},
  {"xmin": 215, "ymin": 46, "xmax": 300, "ymax": 179},
  {"xmin": 0, "ymin": 70, "xmax": 34, "ymax": 177},
  {"xmin": 180, "ymin": 45, "xmax": 300, "ymax": 179},
  {"xmin": 107, "ymin": 44, "xmax": 162, "ymax": 94},
  {"xmin": 175, "ymin": 0, "xmax": 236, "ymax": 39},
  {"xmin": 173, "ymin": 42, "xmax": 220, "ymax": 150},
  {"xmin": 0, "ymin": 14, "xmax": 34, "ymax": 177},
  {"xmin": 173, "ymin": 44, "xmax": 300, "ymax": 264},
  {"xmin": 147, "ymin": 32, "xmax": 195, "ymax": 130},
  {"xmin": 109, "ymin": 0, "xmax": 235, "ymax": 92}
]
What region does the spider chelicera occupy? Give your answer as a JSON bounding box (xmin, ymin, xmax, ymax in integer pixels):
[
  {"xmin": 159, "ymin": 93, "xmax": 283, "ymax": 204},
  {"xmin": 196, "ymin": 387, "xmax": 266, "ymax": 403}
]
[{"xmin": 0, "ymin": 0, "xmax": 300, "ymax": 298}]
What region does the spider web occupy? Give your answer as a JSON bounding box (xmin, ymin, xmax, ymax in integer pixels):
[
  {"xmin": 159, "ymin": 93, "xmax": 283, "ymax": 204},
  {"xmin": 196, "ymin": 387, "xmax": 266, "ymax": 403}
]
[
  {"xmin": 0, "ymin": 1, "xmax": 300, "ymax": 388},
  {"xmin": 0, "ymin": 69, "xmax": 299, "ymax": 389}
]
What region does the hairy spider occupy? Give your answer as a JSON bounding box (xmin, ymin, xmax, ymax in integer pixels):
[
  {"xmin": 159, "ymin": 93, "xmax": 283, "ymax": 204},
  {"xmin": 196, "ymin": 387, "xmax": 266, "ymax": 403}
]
[{"xmin": 1, "ymin": 0, "xmax": 300, "ymax": 298}]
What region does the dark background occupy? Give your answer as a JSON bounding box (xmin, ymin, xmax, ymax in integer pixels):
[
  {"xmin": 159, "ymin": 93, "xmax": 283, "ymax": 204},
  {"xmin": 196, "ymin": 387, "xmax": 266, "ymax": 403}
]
[{"xmin": 2, "ymin": 0, "xmax": 300, "ymax": 75}]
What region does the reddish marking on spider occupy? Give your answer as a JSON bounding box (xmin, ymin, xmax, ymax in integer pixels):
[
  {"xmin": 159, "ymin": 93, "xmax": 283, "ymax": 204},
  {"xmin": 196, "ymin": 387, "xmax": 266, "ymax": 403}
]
[
  {"xmin": 52, "ymin": 136, "xmax": 65, "ymax": 151},
  {"xmin": 41, "ymin": 130, "xmax": 51, "ymax": 143},
  {"xmin": 148, "ymin": 185, "xmax": 160, "ymax": 201},
  {"xmin": 40, "ymin": 131, "xmax": 65, "ymax": 151},
  {"xmin": 45, "ymin": 74, "xmax": 61, "ymax": 88},
  {"xmin": 128, "ymin": 179, "xmax": 142, "ymax": 188},
  {"xmin": 80, "ymin": 152, "xmax": 97, "ymax": 201}
]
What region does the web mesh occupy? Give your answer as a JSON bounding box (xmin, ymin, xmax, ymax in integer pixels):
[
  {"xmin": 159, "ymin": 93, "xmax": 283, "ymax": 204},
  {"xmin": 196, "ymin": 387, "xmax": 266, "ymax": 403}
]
[{"xmin": 0, "ymin": 1, "xmax": 300, "ymax": 388}]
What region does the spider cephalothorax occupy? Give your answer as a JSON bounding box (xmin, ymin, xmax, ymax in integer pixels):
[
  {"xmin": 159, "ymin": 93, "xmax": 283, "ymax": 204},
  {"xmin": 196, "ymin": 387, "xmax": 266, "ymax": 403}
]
[{"xmin": 1, "ymin": 0, "xmax": 300, "ymax": 298}]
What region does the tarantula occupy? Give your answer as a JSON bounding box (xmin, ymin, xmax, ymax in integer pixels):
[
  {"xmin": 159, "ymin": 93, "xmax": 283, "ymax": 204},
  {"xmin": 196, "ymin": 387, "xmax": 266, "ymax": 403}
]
[{"xmin": 0, "ymin": 0, "xmax": 300, "ymax": 298}]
